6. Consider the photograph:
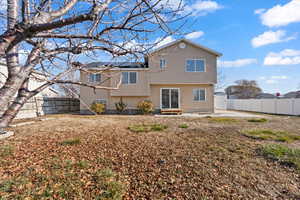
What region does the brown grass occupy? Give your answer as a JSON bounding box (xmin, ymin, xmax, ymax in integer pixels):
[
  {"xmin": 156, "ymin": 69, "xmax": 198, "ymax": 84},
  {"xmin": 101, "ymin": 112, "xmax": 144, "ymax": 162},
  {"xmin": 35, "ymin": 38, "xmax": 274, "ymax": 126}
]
[{"xmin": 1, "ymin": 114, "xmax": 300, "ymax": 199}]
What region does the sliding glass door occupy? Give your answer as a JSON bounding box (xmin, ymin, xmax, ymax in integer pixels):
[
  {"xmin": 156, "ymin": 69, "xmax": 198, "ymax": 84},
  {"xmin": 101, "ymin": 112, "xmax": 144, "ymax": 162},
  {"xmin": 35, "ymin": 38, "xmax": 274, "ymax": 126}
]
[{"xmin": 161, "ymin": 88, "xmax": 179, "ymax": 109}]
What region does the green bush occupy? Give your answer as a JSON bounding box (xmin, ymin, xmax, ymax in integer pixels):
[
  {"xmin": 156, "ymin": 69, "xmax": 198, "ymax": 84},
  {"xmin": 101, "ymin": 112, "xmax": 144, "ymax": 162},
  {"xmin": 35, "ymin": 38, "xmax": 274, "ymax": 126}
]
[
  {"xmin": 244, "ymin": 129, "xmax": 300, "ymax": 142},
  {"xmin": 115, "ymin": 98, "xmax": 127, "ymax": 113},
  {"xmin": 179, "ymin": 124, "xmax": 188, "ymax": 128},
  {"xmin": 90, "ymin": 102, "xmax": 105, "ymax": 114},
  {"xmin": 248, "ymin": 118, "xmax": 268, "ymax": 123},
  {"xmin": 128, "ymin": 124, "xmax": 167, "ymax": 133},
  {"xmin": 151, "ymin": 124, "xmax": 168, "ymax": 131},
  {"xmin": 137, "ymin": 100, "xmax": 154, "ymax": 114},
  {"xmin": 260, "ymin": 144, "xmax": 300, "ymax": 170}
]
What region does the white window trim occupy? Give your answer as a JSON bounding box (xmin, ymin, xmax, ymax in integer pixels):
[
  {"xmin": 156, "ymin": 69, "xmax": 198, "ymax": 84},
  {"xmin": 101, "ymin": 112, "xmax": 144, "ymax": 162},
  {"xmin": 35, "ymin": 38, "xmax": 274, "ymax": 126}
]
[
  {"xmin": 89, "ymin": 73, "xmax": 101, "ymax": 83},
  {"xmin": 121, "ymin": 71, "xmax": 138, "ymax": 85},
  {"xmin": 160, "ymin": 58, "xmax": 166, "ymax": 69},
  {"xmin": 185, "ymin": 58, "xmax": 206, "ymax": 72},
  {"xmin": 193, "ymin": 88, "xmax": 206, "ymax": 102},
  {"xmin": 160, "ymin": 88, "xmax": 181, "ymax": 109},
  {"xmin": 94, "ymin": 99, "xmax": 107, "ymax": 105}
]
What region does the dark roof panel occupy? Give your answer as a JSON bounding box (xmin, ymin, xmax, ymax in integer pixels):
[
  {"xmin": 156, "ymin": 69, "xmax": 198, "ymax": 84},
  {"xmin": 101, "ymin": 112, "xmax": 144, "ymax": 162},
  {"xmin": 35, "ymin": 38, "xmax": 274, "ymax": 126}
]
[{"xmin": 86, "ymin": 62, "xmax": 147, "ymax": 69}]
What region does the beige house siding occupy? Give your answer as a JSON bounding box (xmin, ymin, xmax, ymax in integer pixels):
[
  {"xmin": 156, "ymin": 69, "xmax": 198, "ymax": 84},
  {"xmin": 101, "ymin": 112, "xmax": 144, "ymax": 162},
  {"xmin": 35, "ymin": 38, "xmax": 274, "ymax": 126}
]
[
  {"xmin": 150, "ymin": 84, "xmax": 214, "ymax": 113},
  {"xmin": 148, "ymin": 42, "xmax": 217, "ymax": 84},
  {"xmin": 79, "ymin": 39, "xmax": 220, "ymax": 113},
  {"xmin": 80, "ymin": 71, "xmax": 110, "ymax": 110},
  {"xmin": 110, "ymin": 70, "xmax": 150, "ymax": 96},
  {"xmin": 109, "ymin": 96, "xmax": 149, "ymax": 110}
]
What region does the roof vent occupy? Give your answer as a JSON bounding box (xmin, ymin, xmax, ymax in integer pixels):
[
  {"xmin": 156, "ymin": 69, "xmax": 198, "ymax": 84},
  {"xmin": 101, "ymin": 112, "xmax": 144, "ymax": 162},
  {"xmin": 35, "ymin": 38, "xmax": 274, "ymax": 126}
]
[{"xmin": 179, "ymin": 42, "xmax": 186, "ymax": 49}]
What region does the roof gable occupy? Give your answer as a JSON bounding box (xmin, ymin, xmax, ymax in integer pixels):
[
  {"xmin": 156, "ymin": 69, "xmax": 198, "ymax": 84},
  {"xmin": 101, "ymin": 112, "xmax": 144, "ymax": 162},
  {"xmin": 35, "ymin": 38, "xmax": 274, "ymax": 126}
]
[{"xmin": 149, "ymin": 38, "xmax": 222, "ymax": 57}]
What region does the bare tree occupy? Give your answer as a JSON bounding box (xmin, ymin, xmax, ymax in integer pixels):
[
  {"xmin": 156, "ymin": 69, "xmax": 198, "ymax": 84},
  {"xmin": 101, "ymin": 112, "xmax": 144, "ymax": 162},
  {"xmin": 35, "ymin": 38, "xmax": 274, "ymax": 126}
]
[
  {"xmin": 56, "ymin": 71, "xmax": 80, "ymax": 98},
  {"xmin": 0, "ymin": 0, "xmax": 187, "ymax": 128},
  {"xmin": 225, "ymin": 79, "xmax": 262, "ymax": 99},
  {"xmin": 215, "ymin": 69, "xmax": 225, "ymax": 91}
]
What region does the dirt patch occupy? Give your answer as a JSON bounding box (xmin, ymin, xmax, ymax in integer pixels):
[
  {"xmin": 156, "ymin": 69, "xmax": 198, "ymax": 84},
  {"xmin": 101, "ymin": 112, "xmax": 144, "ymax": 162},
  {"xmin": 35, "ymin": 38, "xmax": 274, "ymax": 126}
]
[{"xmin": 1, "ymin": 114, "xmax": 300, "ymax": 199}]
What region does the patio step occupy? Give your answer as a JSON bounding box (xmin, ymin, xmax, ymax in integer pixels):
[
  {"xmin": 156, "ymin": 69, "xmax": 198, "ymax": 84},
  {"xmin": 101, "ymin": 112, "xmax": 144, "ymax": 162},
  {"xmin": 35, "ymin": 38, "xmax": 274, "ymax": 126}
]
[{"xmin": 161, "ymin": 109, "xmax": 182, "ymax": 115}]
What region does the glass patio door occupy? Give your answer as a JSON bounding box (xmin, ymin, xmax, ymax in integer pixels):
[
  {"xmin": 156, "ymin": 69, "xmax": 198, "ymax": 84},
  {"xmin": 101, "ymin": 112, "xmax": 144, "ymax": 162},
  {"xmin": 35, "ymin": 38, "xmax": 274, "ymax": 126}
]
[{"xmin": 161, "ymin": 89, "xmax": 179, "ymax": 109}]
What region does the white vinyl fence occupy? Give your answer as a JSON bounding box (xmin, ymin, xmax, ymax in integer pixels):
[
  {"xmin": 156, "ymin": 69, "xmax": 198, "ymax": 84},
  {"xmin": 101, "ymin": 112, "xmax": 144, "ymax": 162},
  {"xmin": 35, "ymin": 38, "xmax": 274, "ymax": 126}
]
[
  {"xmin": 214, "ymin": 95, "xmax": 227, "ymax": 110},
  {"xmin": 225, "ymin": 98, "xmax": 300, "ymax": 116}
]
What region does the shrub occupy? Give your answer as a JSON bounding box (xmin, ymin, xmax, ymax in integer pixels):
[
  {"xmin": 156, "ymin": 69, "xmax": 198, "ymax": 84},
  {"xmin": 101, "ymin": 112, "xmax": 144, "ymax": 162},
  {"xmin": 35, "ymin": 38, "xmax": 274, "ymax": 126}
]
[
  {"xmin": 137, "ymin": 100, "xmax": 154, "ymax": 114},
  {"xmin": 179, "ymin": 124, "xmax": 188, "ymax": 128},
  {"xmin": 259, "ymin": 144, "xmax": 300, "ymax": 170},
  {"xmin": 248, "ymin": 118, "xmax": 268, "ymax": 123},
  {"xmin": 115, "ymin": 97, "xmax": 127, "ymax": 113},
  {"xmin": 90, "ymin": 102, "xmax": 105, "ymax": 114}
]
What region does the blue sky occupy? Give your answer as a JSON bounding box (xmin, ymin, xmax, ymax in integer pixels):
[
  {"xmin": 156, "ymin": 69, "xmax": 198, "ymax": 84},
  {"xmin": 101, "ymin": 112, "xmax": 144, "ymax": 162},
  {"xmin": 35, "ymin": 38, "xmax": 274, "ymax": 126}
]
[
  {"xmin": 162, "ymin": 0, "xmax": 300, "ymax": 94},
  {"xmin": 1, "ymin": 0, "xmax": 299, "ymax": 94}
]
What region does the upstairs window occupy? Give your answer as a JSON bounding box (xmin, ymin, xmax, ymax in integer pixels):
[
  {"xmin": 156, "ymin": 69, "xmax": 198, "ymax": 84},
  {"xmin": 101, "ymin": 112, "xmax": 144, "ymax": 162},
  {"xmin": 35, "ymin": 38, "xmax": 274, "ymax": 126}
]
[
  {"xmin": 193, "ymin": 88, "xmax": 206, "ymax": 101},
  {"xmin": 186, "ymin": 59, "xmax": 205, "ymax": 72},
  {"xmin": 160, "ymin": 59, "xmax": 166, "ymax": 69},
  {"xmin": 89, "ymin": 73, "xmax": 101, "ymax": 82},
  {"xmin": 122, "ymin": 72, "xmax": 137, "ymax": 84}
]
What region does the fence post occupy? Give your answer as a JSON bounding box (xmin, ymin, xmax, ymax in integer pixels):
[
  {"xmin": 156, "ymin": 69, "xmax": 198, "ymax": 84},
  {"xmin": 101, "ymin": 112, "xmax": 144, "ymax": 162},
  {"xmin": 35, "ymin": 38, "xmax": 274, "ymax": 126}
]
[
  {"xmin": 274, "ymin": 98, "xmax": 277, "ymax": 114},
  {"xmin": 34, "ymin": 97, "xmax": 41, "ymax": 117},
  {"xmin": 292, "ymin": 98, "xmax": 295, "ymax": 115}
]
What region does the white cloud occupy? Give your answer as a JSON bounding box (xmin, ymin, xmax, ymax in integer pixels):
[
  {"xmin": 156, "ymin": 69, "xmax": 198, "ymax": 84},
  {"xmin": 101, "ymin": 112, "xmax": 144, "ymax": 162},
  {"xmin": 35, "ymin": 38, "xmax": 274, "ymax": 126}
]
[
  {"xmin": 115, "ymin": 40, "xmax": 146, "ymax": 52},
  {"xmin": 271, "ymin": 75, "xmax": 288, "ymax": 80},
  {"xmin": 154, "ymin": 36, "xmax": 175, "ymax": 48},
  {"xmin": 259, "ymin": 75, "xmax": 289, "ymax": 84},
  {"xmin": 0, "ymin": 1, "xmax": 7, "ymax": 11},
  {"xmin": 218, "ymin": 58, "xmax": 257, "ymax": 68},
  {"xmin": 264, "ymin": 49, "xmax": 300, "ymax": 66},
  {"xmin": 251, "ymin": 30, "xmax": 296, "ymax": 48},
  {"xmin": 254, "ymin": 8, "xmax": 265, "ymax": 15},
  {"xmin": 259, "ymin": 0, "xmax": 300, "ymax": 27},
  {"xmin": 266, "ymin": 79, "xmax": 278, "ymax": 84},
  {"xmin": 185, "ymin": 31, "xmax": 204, "ymax": 39},
  {"xmin": 186, "ymin": 0, "xmax": 223, "ymax": 16},
  {"xmin": 160, "ymin": 0, "xmax": 222, "ymax": 16},
  {"xmin": 259, "ymin": 76, "xmax": 266, "ymax": 80}
]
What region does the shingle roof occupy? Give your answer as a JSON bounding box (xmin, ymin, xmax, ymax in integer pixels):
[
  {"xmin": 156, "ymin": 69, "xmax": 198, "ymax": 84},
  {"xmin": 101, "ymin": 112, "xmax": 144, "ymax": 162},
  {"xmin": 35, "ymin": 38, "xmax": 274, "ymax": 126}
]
[{"xmin": 86, "ymin": 62, "xmax": 147, "ymax": 69}]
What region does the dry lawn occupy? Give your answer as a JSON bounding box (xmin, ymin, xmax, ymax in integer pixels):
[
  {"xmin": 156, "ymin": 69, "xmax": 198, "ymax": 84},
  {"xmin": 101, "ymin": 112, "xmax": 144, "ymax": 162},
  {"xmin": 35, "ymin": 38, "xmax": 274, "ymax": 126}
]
[{"xmin": 1, "ymin": 114, "xmax": 300, "ymax": 199}]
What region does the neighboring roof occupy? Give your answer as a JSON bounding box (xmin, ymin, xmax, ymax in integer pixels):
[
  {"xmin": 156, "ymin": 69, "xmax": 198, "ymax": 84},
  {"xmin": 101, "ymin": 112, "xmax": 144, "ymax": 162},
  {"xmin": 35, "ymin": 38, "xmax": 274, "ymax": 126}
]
[
  {"xmin": 283, "ymin": 91, "xmax": 300, "ymax": 98},
  {"xmin": 214, "ymin": 92, "xmax": 226, "ymax": 96},
  {"xmin": 86, "ymin": 62, "xmax": 146, "ymax": 69},
  {"xmin": 255, "ymin": 93, "xmax": 276, "ymax": 99},
  {"xmin": 148, "ymin": 38, "xmax": 222, "ymax": 57}
]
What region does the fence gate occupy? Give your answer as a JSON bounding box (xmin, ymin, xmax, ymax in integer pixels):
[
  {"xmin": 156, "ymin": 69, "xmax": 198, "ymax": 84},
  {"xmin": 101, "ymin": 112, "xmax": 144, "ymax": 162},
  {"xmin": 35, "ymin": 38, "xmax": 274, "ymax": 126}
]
[{"xmin": 214, "ymin": 95, "xmax": 227, "ymax": 110}]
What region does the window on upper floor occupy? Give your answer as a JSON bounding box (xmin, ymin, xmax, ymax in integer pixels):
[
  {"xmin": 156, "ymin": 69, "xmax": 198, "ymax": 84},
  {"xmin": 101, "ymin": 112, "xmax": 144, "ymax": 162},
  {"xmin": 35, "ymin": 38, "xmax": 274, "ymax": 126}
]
[
  {"xmin": 89, "ymin": 73, "xmax": 101, "ymax": 82},
  {"xmin": 186, "ymin": 59, "xmax": 205, "ymax": 72},
  {"xmin": 160, "ymin": 59, "xmax": 166, "ymax": 69},
  {"xmin": 122, "ymin": 71, "xmax": 137, "ymax": 84},
  {"xmin": 193, "ymin": 88, "xmax": 206, "ymax": 101}
]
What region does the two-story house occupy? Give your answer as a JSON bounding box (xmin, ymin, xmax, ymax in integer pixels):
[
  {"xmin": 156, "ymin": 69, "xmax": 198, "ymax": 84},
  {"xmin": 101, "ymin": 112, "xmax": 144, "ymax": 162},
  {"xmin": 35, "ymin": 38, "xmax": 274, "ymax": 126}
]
[{"xmin": 80, "ymin": 39, "xmax": 222, "ymax": 114}]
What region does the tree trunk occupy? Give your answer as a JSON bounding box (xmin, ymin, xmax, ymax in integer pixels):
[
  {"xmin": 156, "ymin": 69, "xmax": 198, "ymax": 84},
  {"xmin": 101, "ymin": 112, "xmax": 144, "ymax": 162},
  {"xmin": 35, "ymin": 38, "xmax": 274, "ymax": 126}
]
[{"xmin": 0, "ymin": 79, "xmax": 30, "ymax": 128}]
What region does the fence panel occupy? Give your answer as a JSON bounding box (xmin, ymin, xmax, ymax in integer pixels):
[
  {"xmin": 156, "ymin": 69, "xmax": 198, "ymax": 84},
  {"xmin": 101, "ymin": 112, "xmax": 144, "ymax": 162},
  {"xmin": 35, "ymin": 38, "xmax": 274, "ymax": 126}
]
[
  {"xmin": 214, "ymin": 95, "xmax": 227, "ymax": 110},
  {"xmin": 276, "ymin": 99, "xmax": 293, "ymax": 115},
  {"xmin": 294, "ymin": 99, "xmax": 300, "ymax": 115},
  {"xmin": 0, "ymin": 97, "xmax": 80, "ymax": 119},
  {"xmin": 225, "ymin": 98, "xmax": 300, "ymax": 116}
]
